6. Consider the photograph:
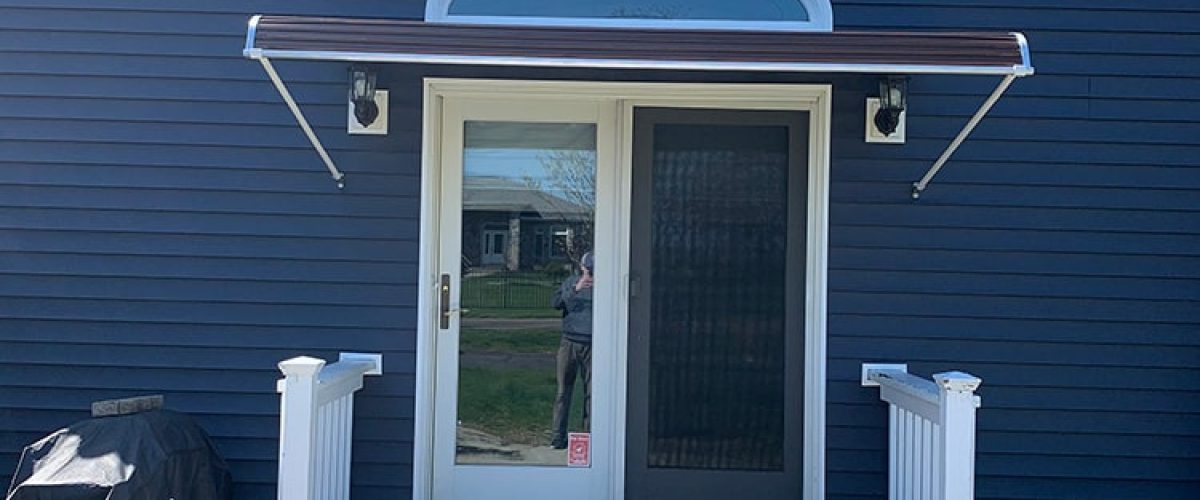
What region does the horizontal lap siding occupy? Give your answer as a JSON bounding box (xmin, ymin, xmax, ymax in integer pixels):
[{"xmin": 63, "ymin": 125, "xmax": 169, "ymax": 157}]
[
  {"xmin": 828, "ymin": 1, "xmax": 1200, "ymax": 498},
  {"xmin": 0, "ymin": 1, "xmax": 425, "ymax": 498},
  {"xmin": 2, "ymin": 2, "xmax": 1198, "ymax": 500}
]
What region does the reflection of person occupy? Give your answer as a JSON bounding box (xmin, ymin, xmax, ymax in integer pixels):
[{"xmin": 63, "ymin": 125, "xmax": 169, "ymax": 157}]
[{"xmin": 550, "ymin": 251, "xmax": 593, "ymax": 449}]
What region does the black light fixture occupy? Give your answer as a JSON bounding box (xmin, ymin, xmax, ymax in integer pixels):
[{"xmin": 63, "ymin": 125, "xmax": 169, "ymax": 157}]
[
  {"xmin": 349, "ymin": 65, "xmax": 379, "ymax": 127},
  {"xmin": 874, "ymin": 76, "xmax": 909, "ymax": 136}
]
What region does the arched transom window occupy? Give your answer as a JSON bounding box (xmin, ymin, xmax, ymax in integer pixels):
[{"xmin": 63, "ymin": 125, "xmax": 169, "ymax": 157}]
[{"xmin": 426, "ymin": 0, "xmax": 833, "ymax": 32}]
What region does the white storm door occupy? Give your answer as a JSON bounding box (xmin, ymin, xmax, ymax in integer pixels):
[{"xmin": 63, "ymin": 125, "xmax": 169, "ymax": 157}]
[{"xmin": 433, "ymin": 97, "xmax": 618, "ymax": 500}]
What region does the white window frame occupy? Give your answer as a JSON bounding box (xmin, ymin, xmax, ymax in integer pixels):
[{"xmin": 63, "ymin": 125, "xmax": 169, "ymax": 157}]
[
  {"xmin": 415, "ymin": 79, "xmax": 831, "ymax": 500},
  {"xmin": 550, "ymin": 225, "xmax": 572, "ymax": 258},
  {"xmin": 425, "ymin": 0, "xmax": 833, "ymax": 32}
]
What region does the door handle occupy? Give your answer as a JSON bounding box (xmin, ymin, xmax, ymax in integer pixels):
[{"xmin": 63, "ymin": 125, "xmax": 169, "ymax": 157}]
[{"xmin": 439, "ymin": 274, "xmax": 451, "ymax": 329}]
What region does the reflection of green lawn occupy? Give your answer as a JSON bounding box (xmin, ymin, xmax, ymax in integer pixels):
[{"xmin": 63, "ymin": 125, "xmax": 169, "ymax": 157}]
[
  {"xmin": 464, "ymin": 308, "xmax": 561, "ymax": 319},
  {"xmin": 458, "ymin": 367, "xmax": 585, "ymax": 446},
  {"xmin": 460, "ymin": 329, "xmax": 560, "ymax": 354},
  {"xmin": 458, "ymin": 324, "xmax": 586, "ymax": 446}
]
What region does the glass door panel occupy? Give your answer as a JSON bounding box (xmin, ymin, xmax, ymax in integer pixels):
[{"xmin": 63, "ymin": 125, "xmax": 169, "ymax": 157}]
[{"xmin": 456, "ymin": 121, "xmax": 597, "ymax": 466}]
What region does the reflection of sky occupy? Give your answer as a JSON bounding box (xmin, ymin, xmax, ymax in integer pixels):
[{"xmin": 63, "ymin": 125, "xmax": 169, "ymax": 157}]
[
  {"xmin": 449, "ymin": 0, "xmax": 809, "ymax": 21},
  {"xmin": 464, "ymin": 148, "xmax": 596, "ymax": 205},
  {"xmin": 463, "ymin": 122, "xmax": 596, "ymax": 204},
  {"xmin": 465, "ymin": 148, "xmax": 556, "ymax": 180}
]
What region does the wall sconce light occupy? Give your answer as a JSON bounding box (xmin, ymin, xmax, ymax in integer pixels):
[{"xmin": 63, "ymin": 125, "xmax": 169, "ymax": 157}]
[
  {"xmin": 874, "ymin": 76, "xmax": 909, "ymax": 137},
  {"xmin": 349, "ymin": 65, "xmax": 379, "ymax": 127}
]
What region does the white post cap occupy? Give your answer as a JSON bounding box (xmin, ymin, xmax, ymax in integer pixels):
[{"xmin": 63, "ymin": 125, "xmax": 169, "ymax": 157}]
[
  {"xmin": 278, "ymin": 356, "xmax": 326, "ymax": 376},
  {"xmin": 933, "ymin": 371, "xmax": 982, "ymax": 393}
]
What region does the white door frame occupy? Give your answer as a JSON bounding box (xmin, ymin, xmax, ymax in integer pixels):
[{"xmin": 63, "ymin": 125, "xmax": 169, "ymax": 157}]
[{"xmin": 414, "ymin": 79, "xmax": 832, "ymax": 500}]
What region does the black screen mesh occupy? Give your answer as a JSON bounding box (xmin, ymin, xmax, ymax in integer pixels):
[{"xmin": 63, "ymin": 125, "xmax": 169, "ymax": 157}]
[{"xmin": 647, "ymin": 123, "xmax": 790, "ymax": 471}]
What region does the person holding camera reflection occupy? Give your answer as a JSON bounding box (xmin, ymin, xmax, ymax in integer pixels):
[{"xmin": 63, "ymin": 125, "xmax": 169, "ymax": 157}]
[{"xmin": 550, "ymin": 251, "xmax": 593, "ymax": 449}]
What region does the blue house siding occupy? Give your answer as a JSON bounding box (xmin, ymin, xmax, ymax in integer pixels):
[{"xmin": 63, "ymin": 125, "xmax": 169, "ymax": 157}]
[
  {"xmin": 1, "ymin": 1, "xmax": 1198, "ymax": 500},
  {"xmin": 828, "ymin": 1, "xmax": 1200, "ymax": 497},
  {"xmin": 0, "ymin": 1, "xmax": 426, "ymax": 497}
]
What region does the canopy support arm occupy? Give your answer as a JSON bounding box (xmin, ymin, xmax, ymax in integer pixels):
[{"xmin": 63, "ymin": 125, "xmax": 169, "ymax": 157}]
[
  {"xmin": 912, "ymin": 74, "xmax": 1016, "ymax": 200},
  {"xmin": 257, "ymin": 56, "xmax": 346, "ymax": 189}
]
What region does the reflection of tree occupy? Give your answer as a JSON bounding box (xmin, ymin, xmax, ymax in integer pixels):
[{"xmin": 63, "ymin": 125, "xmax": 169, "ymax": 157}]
[{"xmin": 526, "ymin": 150, "xmax": 595, "ymax": 267}]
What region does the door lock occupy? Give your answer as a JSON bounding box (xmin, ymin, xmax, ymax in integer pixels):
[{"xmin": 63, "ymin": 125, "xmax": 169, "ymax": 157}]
[{"xmin": 439, "ymin": 274, "xmax": 451, "ymax": 329}]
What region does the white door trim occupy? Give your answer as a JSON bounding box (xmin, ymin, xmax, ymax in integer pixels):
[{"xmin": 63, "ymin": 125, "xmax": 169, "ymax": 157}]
[{"xmin": 414, "ymin": 79, "xmax": 831, "ymax": 500}]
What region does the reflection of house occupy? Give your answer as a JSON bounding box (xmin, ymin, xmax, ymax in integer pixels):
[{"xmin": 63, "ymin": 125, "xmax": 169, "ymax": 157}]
[{"xmin": 463, "ymin": 176, "xmax": 589, "ymax": 271}]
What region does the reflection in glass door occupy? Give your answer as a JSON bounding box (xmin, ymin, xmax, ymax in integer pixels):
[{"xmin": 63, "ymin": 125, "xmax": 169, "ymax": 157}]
[{"xmin": 455, "ymin": 121, "xmax": 597, "ymax": 466}]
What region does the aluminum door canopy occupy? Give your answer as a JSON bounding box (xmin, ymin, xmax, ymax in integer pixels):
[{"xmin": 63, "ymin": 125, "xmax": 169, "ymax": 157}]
[
  {"xmin": 244, "ymin": 15, "xmax": 1032, "ymax": 76},
  {"xmin": 241, "ymin": 15, "xmax": 1033, "ymax": 196}
]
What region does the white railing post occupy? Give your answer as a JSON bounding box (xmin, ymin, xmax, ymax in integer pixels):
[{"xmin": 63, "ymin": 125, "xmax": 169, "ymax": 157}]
[
  {"xmin": 278, "ymin": 356, "xmax": 326, "ymax": 500},
  {"xmin": 935, "ymin": 371, "xmax": 982, "ymax": 500}
]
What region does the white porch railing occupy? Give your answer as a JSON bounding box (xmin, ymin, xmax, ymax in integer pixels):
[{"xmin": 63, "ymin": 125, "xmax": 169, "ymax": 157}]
[
  {"xmin": 277, "ymin": 353, "xmax": 383, "ymax": 500},
  {"xmin": 863, "ymin": 364, "xmax": 982, "ymax": 500}
]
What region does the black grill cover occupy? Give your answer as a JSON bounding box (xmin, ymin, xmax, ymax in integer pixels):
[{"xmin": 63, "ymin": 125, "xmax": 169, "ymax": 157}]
[{"xmin": 6, "ymin": 410, "xmax": 232, "ymax": 500}]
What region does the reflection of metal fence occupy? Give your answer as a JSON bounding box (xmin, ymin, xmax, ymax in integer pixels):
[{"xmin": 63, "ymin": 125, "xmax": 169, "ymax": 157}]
[{"xmin": 461, "ymin": 272, "xmax": 566, "ymax": 309}]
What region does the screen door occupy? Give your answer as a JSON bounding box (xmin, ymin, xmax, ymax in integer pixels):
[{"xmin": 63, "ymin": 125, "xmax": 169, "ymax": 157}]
[{"xmin": 625, "ymin": 107, "xmax": 808, "ymax": 500}]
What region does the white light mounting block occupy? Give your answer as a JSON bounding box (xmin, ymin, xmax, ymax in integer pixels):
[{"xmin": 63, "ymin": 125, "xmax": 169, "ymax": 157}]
[
  {"xmin": 861, "ymin": 362, "xmax": 908, "ymax": 386},
  {"xmin": 865, "ymin": 97, "xmax": 905, "ymax": 144},
  {"xmin": 339, "ymin": 352, "xmax": 384, "ymax": 375},
  {"xmin": 349, "ymin": 89, "xmax": 389, "ymax": 135}
]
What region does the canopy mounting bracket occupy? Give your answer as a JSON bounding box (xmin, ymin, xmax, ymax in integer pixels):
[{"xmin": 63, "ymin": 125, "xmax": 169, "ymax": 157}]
[
  {"xmin": 257, "ymin": 56, "xmax": 346, "ymax": 189},
  {"xmin": 912, "ymin": 74, "xmax": 1017, "ymax": 200}
]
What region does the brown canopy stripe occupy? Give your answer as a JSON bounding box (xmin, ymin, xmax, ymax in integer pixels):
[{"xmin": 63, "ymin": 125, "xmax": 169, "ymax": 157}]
[{"xmin": 245, "ymin": 15, "xmax": 1032, "ymax": 76}]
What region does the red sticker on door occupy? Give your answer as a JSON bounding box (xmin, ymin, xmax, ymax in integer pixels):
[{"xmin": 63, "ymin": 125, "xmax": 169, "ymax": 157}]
[{"xmin": 567, "ymin": 432, "xmax": 590, "ymax": 467}]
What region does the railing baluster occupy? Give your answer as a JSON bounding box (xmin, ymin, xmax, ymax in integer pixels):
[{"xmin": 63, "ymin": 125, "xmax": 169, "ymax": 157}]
[
  {"xmin": 932, "ymin": 423, "xmax": 942, "ymax": 500},
  {"xmin": 913, "ymin": 411, "xmax": 921, "ymax": 499},
  {"xmin": 909, "ymin": 410, "xmax": 918, "ymax": 500},
  {"xmin": 340, "ymin": 395, "xmax": 354, "ymax": 500},
  {"xmin": 327, "ymin": 401, "xmax": 335, "ymax": 500},
  {"xmin": 332, "ymin": 397, "xmax": 341, "ymax": 500},
  {"xmin": 340, "ymin": 396, "xmax": 350, "ymax": 499},
  {"xmin": 332, "ymin": 399, "xmax": 342, "ymax": 500},
  {"xmin": 330, "ymin": 402, "xmax": 338, "ymax": 500},
  {"xmin": 902, "ymin": 410, "xmax": 911, "ymax": 499},
  {"xmin": 914, "ymin": 414, "xmax": 922, "ymax": 500},
  {"xmin": 889, "ymin": 405, "xmax": 898, "ymax": 500},
  {"xmin": 323, "ymin": 402, "xmax": 332, "ymax": 500},
  {"xmin": 320, "ymin": 404, "xmax": 329, "ymax": 499},
  {"xmin": 919, "ymin": 417, "xmax": 926, "ymax": 500},
  {"xmin": 897, "ymin": 409, "xmax": 904, "ymax": 500},
  {"xmin": 923, "ymin": 415, "xmax": 929, "ymax": 499},
  {"xmin": 923, "ymin": 417, "xmax": 933, "ymax": 499}
]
